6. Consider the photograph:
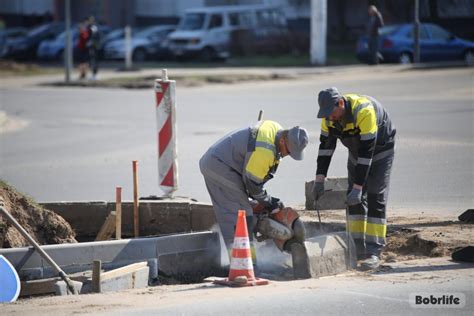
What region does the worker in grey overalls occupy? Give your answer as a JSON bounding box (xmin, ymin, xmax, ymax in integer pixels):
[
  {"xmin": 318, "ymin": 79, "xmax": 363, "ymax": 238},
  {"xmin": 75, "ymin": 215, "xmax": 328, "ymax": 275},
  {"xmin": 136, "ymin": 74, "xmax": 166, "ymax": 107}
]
[{"xmin": 200, "ymin": 120, "xmax": 308, "ymax": 265}]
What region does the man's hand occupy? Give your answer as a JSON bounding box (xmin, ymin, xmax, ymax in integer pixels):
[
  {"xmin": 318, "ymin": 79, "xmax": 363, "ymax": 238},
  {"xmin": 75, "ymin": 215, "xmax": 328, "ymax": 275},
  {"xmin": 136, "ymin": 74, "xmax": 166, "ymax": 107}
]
[
  {"xmin": 312, "ymin": 175, "xmax": 326, "ymax": 201},
  {"xmin": 347, "ymin": 186, "xmax": 362, "ymax": 206}
]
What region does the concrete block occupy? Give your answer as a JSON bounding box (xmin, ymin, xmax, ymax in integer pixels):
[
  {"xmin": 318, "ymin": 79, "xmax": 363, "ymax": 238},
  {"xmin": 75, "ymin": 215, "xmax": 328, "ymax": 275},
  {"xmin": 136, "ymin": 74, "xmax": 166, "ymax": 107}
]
[
  {"xmin": 54, "ymin": 280, "xmax": 83, "ymax": 296},
  {"xmin": 21, "ymin": 277, "xmax": 59, "ymax": 296},
  {"xmin": 106, "ymin": 201, "xmax": 191, "ymax": 237},
  {"xmin": 303, "ymin": 231, "xmax": 356, "ymax": 278},
  {"xmin": 40, "ymin": 201, "xmax": 108, "ymax": 238},
  {"xmin": 0, "ymin": 232, "xmax": 221, "ymax": 282},
  {"xmin": 305, "ymin": 178, "xmax": 348, "ymax": 210},
  {"xmin": 156, "ymin": 232, "xmax": 221, "ymax": 282},
  {"xmin": 101, "ymin": 266, "xmax": 149, "ymax": 293},
  {"xmin": 190, "ymin": 203, "xmax": 216, "ymax": 231},
  {"xmin": 81, "ymin": 266, "xmax": 149, "ymax": 294}
]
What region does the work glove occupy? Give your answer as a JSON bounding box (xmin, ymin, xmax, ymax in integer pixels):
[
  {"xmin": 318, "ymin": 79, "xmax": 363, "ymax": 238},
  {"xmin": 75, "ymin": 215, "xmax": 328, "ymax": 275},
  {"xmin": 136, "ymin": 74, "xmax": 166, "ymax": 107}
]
[
  {"xmin": 312, "ymin": 180, "xmax": 325, "ymax": 201},
  {"xmin": 347, "ymin": 188, "xmax": 362, "ymax": 206},
  {"xmin": 266, "ymin": 197, "xmax": 284, "ymax": 212}
]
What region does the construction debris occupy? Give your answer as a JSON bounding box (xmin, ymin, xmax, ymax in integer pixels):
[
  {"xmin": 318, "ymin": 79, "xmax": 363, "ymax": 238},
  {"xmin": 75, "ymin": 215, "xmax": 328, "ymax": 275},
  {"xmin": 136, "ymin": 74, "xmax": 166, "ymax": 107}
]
[
  {"xmin": 0, "ymin": 181, "xmax": 77, "ymax": 247},
  {"xmin": 458, "ymin": 209, "xmax": 474, "ymax": 223}
]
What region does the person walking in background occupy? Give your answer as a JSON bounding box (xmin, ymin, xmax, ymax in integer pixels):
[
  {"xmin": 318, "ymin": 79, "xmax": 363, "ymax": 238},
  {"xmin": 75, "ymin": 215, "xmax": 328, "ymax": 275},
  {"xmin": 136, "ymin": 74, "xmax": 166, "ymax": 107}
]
[
  {"xmin": 77, "ymin": 21, "xmax": 89, "ymax": 80},
  {"xmin": 367, "ymin": 5, "xmax": 384, "ymax": 65},
  {"xmin": 86, "ymin": 16, "xmax": 100, "ymax": 80},
  {"xmin": 313, "ymin": 87, "xmax": 396, "ymax": 270}
]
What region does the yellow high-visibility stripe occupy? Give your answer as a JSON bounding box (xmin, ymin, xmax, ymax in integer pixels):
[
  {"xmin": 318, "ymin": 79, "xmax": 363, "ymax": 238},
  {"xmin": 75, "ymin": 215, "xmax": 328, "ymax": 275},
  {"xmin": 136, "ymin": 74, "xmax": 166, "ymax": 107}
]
[
  {"xmin": 348, "ymin": 220, "xmax": 367, "ymax": 234},
  {"xmin": 251, "ymin": 245, "xmax": 257, "ymax": 264},
  {"xmin": 349, "ymin": 220, "xmax": 386, "ymax": 238},
  {"xmin": 245, "ymin": 120, "xmax": 281, "ymax": 182},
  {"xmin": 245, "ymin": 147, "xmax": 275, "ymax": 180},
  {"xmin": 366, "ymin": 222, "xmax": 387, "ymax": 238}
]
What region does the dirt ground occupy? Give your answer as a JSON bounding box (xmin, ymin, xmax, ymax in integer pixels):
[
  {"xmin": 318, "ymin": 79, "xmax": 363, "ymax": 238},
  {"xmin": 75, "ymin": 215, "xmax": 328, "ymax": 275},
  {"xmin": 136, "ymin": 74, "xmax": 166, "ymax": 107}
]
[
  {"xmin": 0, "ymin": 181, "xmax": 77, "ymax": 247},
  {"xmin": 299, "ymin": 209, "xmax": 473, "ymax": 263},
  {"xmin": 1, "ymin": 205, "xmax": 472, "ymax": 314}
]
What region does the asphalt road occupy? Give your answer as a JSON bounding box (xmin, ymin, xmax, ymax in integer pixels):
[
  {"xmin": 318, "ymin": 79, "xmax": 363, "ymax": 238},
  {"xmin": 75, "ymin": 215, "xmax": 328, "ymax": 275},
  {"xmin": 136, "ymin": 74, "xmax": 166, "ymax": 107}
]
[
  {"xmin": 0, "ymin": 66, "xmax": 473, "ymax": 215},
  {"xmin": 2, "ymin": 258, "xmax": 472, "ymax": 315}
]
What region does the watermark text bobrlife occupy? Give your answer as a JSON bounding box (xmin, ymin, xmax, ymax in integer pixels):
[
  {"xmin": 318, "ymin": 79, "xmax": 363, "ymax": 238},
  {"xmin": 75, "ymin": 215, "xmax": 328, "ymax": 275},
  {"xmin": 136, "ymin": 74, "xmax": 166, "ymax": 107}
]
[{"xmin": 409, "ymin": 293, "xmax": 466, "ymax": 308}]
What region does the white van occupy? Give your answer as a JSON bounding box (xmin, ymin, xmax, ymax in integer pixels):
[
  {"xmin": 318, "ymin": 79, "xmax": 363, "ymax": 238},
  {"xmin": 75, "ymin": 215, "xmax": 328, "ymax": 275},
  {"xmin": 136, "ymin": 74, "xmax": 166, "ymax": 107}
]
[{"xmin": 167, "ymin": 4, "xmax": 288, "ymax": 61}]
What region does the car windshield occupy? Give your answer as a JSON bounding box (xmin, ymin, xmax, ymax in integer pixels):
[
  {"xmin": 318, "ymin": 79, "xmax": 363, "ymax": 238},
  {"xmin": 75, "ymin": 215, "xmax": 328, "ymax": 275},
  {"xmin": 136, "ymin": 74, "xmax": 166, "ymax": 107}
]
[
  {"xmin": 27, "ymin": 24, "xmax": 50, "ymax": 37},
  {"xmin": 379, "ymin": 25, "xmax": 399, "ymax": 36},
  {"xmin": 55, "ymin": 28, "xmax": 78, "ymax": 41},
  {"xmin": 178, "ymin": 13, "xmax": 206, "ymax": 30},
  {"xmin": 103, "ymin": 29, "xmax": 124, "ymax": 41},
  {"xmin": 134, "ymin": 27, "xmax": 162, "ymax": 39}
]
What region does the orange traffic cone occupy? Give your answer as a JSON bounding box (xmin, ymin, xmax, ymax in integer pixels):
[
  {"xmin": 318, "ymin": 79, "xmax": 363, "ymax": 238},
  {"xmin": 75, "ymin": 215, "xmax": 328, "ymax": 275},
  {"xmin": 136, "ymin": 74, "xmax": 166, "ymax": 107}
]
[{"xmin": 214, "ymin": 210, "xmax": 269, "ymax": 287}]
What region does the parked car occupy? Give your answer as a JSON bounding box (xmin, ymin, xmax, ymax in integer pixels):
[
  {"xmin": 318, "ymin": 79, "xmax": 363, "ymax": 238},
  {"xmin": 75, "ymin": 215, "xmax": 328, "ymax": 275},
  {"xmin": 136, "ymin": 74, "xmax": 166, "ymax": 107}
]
[
  {"xmin": 0, "ymin": 27, "xmax": 28, "ymax": 58},
  {"xmin": 103, "ymin": 25, "xmax": 175, "ymax": 61},
  {"xmin": 37, "ymin": 25, "xmax": 111, "ymax": 61},
  {"xmin": 167, "ymin": 4, "xmax": 289, "ymax": 61},
  {"xmin": 356, "ymin": 23, "xmax": 474, "ymax": 64},
  {"xmin": 4, "ymin": 22, "xmax": 65, "ymax": 60}
]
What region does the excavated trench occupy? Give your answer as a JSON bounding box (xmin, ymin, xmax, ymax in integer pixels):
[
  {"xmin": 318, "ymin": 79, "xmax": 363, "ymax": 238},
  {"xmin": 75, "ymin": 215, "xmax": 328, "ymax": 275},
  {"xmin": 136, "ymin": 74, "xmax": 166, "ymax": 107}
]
[{"xmin": 1, "ymin": 180, "xmax": 470, "ymax": 287}]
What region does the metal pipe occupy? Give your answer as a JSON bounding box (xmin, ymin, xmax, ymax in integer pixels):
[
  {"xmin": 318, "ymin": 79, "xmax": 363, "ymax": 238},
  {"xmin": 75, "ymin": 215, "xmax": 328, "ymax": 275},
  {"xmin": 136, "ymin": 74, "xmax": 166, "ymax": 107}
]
[
  {"xmin": 413, "ymin": 0, "xmax": 420, "ymax": 63},
  {"xmin": 0, "ymin": 205, "xmax": 78, "ymax": 294},
  {"xmin": 132, "ymin": 160, "xmax": 139, "ymax": 237},
  {"xmin": 64, "ymin": 0, "xmax": 72, "ymax": 82}
]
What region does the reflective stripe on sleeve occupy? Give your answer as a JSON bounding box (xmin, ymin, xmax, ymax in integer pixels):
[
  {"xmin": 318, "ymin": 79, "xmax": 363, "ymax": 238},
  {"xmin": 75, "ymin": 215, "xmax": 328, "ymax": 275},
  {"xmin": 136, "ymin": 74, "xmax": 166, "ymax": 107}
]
[
  {"xmin": 255, "ymin": 141, "xmax": 276, "ymax": 154},
  {"xmin": 360, "ymin": 132, "xmax": 376, "ymax": 140},
  {"xmin": 318, "ymin": 149, "xmax": 334, "ymax": 156},
  {"xmin": 357, "ymin": 157, "xmax": 372, "ymax": 165}
]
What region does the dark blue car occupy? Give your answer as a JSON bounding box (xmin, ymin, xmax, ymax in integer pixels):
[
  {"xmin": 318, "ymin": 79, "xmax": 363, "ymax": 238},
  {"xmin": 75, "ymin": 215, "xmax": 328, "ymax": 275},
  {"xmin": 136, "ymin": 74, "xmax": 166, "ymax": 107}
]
[
  {"xmin": 356, "ymin": 23, "xmax": 474, "ymax": 65},
  {"xmin": 4, "ymin": 22, "xmax": 65, "ymax": 60}
]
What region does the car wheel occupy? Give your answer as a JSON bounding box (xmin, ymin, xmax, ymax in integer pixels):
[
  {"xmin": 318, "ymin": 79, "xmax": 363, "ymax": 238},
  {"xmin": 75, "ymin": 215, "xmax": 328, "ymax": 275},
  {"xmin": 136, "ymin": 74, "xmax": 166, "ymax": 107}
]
[
  {"xmin": 200, "ymin": 47, "xmax": 216, "ymax": 62},
  {"xmin": 398, "ymin": 52, "xmax": 412, "ymax": 64},
  {"xmin": 464, "ymin": 50, "xmax": 474, "ymax": 66},
  {"xmin": 133, "ymin": 48, "xmax": 147, "ymax": 62}
]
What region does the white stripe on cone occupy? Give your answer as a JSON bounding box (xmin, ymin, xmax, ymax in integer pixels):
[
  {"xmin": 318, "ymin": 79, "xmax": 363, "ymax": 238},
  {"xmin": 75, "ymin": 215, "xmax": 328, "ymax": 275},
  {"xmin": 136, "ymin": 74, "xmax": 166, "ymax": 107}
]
[
  {"xmin": 233, "ymin": 237, "xmax": 250, "ymax": 249},
  {"xmin": 230, "ymin": 257, "xmax": 253, "ymax": 270}
]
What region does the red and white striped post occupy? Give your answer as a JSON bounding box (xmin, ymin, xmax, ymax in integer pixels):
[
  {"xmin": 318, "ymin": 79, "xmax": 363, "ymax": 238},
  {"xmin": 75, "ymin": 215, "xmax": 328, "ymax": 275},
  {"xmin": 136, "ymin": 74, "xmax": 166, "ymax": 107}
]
[{"xmin": 155, "ymin": 69, "xmax": 178, "ymax": 197}]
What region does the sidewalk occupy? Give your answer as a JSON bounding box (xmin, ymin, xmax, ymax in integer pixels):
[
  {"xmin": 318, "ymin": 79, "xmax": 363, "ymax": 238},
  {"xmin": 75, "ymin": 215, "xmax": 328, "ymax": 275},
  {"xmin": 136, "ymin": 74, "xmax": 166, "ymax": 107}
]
[{"xmin": 0, "ymin": 64, "xmax": 410, "ymax": 89}]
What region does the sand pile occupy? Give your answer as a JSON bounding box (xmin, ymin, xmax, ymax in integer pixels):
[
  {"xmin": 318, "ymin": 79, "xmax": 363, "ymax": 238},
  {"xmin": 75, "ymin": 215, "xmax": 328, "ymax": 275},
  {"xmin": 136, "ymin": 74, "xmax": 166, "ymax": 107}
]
[{"xmin": 0, "ymin": 181, "xmax": 77, "ymax": 248}]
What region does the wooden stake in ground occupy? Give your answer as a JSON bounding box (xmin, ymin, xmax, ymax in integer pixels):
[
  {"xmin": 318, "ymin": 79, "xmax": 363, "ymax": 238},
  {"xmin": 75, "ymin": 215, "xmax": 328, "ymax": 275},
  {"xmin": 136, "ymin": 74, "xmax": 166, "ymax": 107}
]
[
  {"xmin": 115, "ymin": 187, "xmax": 122, "ymax": 240},
  {"xmin": 92, "ymin": 260, "xmax": 102, "ymax": 293},
  {"xmin": 95, "ymin": 211, "xmax": 116, "ymax": 241},
  {"xmin": 132, "ymin": 160, "xmax": 139, "ymax": 237}
]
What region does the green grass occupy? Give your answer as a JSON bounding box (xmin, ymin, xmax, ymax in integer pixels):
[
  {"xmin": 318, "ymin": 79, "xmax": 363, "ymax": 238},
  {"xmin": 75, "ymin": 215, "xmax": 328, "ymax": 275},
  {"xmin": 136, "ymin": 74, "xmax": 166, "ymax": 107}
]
[{"xmin": 0, "ymin": 61, "xmax": 62, "ymax": 77}]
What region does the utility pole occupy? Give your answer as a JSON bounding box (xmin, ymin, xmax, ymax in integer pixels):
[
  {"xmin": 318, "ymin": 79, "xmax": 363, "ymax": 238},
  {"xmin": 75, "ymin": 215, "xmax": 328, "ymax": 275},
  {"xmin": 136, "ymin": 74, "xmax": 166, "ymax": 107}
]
[
  {"xmin": 64, "ymin": 0, "xmax": 73, "ymax": 82},
  {"xmin": 413, "ymin": 0, "xmax": 420, "ymax": 63},
  {"xmin": 310, "ymin": 0, "xmax": 327, "ymax": 65}
]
